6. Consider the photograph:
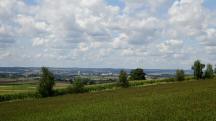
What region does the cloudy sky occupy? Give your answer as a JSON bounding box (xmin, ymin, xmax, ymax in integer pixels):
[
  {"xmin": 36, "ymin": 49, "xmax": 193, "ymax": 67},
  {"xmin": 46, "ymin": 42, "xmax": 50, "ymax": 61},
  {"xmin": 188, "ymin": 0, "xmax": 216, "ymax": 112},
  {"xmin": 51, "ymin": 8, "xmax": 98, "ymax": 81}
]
[{"xmin": 0, "ymin": 0, "xmax": 216, "ymax": 69}]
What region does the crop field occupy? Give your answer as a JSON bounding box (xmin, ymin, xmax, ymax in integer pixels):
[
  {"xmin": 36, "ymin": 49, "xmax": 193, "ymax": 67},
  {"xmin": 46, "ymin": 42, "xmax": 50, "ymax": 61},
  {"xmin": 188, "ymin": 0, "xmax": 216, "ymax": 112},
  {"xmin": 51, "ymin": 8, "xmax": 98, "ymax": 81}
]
[
  {"xmin": 0, "ymin": 83, "xmax": 70, "ymax": 95},
  {"xmin": 0, "ymin": 79, "xmax": 174, "ymax": 96},
  {"xmin": 0, "ymin": 79, "xmax": 215, "ymax": 121}
]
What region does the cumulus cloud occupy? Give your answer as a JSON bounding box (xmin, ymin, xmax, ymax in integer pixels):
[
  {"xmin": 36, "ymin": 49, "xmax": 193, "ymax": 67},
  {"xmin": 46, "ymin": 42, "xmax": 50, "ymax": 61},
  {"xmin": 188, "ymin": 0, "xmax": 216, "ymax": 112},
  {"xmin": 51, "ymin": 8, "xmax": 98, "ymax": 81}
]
[
  {"xmin": 0, "ymin": 0, "xmax": 215, "ymax": 68},
  {"xmin": 158, "ymin": 39, "xmax": 183, "ymax": 54}
]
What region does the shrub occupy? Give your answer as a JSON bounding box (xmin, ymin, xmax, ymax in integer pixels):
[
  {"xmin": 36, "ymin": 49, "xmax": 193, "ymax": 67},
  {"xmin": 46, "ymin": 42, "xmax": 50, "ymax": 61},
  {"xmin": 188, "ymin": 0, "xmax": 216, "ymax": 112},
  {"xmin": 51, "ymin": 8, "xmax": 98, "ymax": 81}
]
[
  {"xmin": 130, "ymin": 68, "xmax": 146, "ymax": 80},
  {"xmin": 85, "ymin": 83, "xmax": 117, "ymax": 92},
  {"xmin": 176, "ymin": 69, "xmax": 185, "ymax": 81},
  {"xmin": 185, "ymin": 76, "xmax": 194, "ymax": 80},
  {"xmin": 81, "ymin": 78, "xmax": 91, "ymax": 85},
  {"xmin": 204, "ymin": 64, "xmax": 214, "ymax": 79},
  {"xmin": 118, "ymin": 70, "xmax": 129, "ymax": 87},
  {"xmin": 160, "ymin": 78, "xmax": 175, "ymax": 82},
  {"xmin": 38, "ymin": 67, "xmax": 55, "ymax": 97},
  {"xmin": 0, "ymin": 92, "xmax": 39, "ymax": 102},
  {"xmin": 67, "ymin": 77, "xmax": 85, "ymax": 93},
  {"xmin": 192, "ymin": 60, "xmax": 205, "ymax": 80}
]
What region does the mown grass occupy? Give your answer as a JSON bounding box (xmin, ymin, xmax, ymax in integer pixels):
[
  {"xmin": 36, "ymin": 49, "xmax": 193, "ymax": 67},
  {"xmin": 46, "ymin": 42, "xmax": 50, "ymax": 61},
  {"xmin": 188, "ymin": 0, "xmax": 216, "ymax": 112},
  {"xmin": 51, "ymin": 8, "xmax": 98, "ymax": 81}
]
[{"xmin": 0, "ymin": 79, "xmax": 215, "ymax": 121}]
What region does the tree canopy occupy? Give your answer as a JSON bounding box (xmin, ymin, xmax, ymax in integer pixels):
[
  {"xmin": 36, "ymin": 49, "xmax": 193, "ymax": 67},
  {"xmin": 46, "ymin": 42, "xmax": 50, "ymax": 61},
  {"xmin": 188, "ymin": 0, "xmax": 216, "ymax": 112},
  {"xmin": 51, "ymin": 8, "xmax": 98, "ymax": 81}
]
[
  {"xmin": 204, "ymin": 64, "xmax": 214, "ymax": 79},
  {"xmin": 176, "ymin": 69, "xmax": 185, "ymax": 81},
  {"xmin": 38, "ymin": 67, "xmax": 55, "ymax": 97},
  {"xmin": 130, "ymin": 68, "xmax": 146, "ymax": 80},
  {"xmin": 192, "ymin": 60, "xmax": 205, "ymax": 80},
  {"xmin": 119, "ymin": 70, "xmax": 129, "ymax": 87}
]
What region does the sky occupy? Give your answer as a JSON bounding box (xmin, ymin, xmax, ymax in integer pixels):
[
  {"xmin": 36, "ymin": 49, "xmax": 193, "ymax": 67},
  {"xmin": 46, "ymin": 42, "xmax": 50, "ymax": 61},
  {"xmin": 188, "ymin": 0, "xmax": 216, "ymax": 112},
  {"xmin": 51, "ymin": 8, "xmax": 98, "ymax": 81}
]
[{"xmin": 0, "ymin": 0, "xmax": 216, "ymax": 69}]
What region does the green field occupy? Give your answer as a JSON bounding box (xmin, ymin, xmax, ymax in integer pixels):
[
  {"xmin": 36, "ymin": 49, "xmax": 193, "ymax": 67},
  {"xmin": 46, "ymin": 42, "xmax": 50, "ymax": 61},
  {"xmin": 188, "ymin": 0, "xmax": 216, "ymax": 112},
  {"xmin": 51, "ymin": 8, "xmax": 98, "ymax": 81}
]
[
  {"xmin": 0, "ymin": 83, "xmax": 70, "ymax": 95},
  {"xmin": 0, "ymin": 78, "xmax": 177, "ymax": 96},
  {"xmin": 0, "ymin": 79, "xmax": 216, "ymax": 121}
]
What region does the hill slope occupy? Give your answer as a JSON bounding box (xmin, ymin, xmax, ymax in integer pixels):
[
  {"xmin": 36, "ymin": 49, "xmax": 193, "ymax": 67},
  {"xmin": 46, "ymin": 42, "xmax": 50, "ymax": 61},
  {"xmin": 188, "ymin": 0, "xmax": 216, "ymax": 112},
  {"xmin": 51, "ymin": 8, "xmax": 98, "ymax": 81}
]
[{"xmin": 0, "ymin": 79, "xmax": 216, "ymax": 121}]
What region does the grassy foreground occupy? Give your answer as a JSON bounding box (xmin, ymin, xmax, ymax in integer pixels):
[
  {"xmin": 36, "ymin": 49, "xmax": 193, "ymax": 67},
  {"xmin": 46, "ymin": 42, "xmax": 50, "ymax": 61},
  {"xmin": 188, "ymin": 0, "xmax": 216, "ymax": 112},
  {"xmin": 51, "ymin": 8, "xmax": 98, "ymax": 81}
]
[{"xmin": 0, "ymin": 79, "xmax": 216, "ymax": 121}]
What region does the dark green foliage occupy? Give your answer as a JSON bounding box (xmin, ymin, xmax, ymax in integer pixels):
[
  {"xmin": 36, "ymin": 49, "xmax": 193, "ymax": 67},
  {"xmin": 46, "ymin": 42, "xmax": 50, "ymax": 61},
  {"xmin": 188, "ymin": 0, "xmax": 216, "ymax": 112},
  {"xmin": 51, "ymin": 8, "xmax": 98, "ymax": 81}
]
[
  {"xmin": 214, "ymin": 66, "xmax": 216, "ymax": 74},
  {"xmin": 184, "ymin": 76, "xmax": 194, "ymax": 80},
  {"xmin": 67, "ymin": 77, "xmax": 85, "ymax": 93},
  {"xmin": 81, "ymin": 78, "xmax": 91, "ymax": 85},
  {"xmin": 70, "ymin": 77, "xmax": 94, "ymax": 85},
  {"xmin": 85, "ymin": 83, "xmax": 117, "ymax": 92},
  {"xmin": 192, "ymin": 60, "xmax": 205, "ymax": 79},
  {"xmin": 0, "ymin": 92, "xmax": 39, "ymax": 102},
  {"xmin": 176, "ymin": 69, "xmax": 185, "ymax": 81},
  {"xmin": 204, "ymin": 64, "xmax": 214, "ymax": 79},
  {"xmin": 130, "ymin": 68, "xmax": 146, "ymax": 80},
  {"xmin": 38, "ymin": 67, "xmax": 55, "ymax": 97},
  {"xmin": 88, "ymin": 80, "xmax": 96, "ymax": 85},
  {"xmin": 161, "ymin": 78, "xmax": 175, "ymax": 82},
  {"xmin": 118, "ymin": 70, "xmax": 129, "ymax": 87}
]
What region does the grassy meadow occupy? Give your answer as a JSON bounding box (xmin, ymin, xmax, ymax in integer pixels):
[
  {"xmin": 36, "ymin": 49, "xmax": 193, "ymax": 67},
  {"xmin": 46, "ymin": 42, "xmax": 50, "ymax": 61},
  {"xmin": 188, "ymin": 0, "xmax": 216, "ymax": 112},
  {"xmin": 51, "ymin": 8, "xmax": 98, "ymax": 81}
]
[{"xmin": 0, "ymin": 79, "xmax": 216, "ymax": 121}]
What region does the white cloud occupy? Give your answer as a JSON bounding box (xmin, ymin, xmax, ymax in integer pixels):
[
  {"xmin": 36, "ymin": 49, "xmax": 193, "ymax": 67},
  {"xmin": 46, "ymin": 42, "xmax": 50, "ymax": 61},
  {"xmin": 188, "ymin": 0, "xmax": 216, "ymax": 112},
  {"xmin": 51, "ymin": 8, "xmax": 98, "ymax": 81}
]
[
  {"xmin": 158, "ymin": 39, "xmax": 183, "ymax": 54},
  {"xmin": 0, "ymin": 0, "xmax": 216, "ymax": 68},
  {"xmin": 78, "ymin": 42, "xmax": 89, "ymax": 52},
  {"xmin": 200, "ymin": 28, "xmax": 216, "ymax": 46},
  {"xmin": 0, "ymin": 52, "xmax": 12, "ymax": 59},
  {"xmin": 112, "ymin": 33, "xmax": 129, "ymax": 49},
  {"xmin": 32, "ymin": 37, "xmax": 50, "ymax": 46},
  {"xmin": 124, "ymin": 0, "xmax": 169, "ymax": 13}
]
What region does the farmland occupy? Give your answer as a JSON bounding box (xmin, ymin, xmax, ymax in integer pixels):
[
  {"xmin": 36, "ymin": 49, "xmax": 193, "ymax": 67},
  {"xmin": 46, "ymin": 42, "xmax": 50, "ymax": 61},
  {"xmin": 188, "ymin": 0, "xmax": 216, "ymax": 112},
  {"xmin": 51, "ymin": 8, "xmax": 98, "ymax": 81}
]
[
  {"xmin": 0, "ymin": 79, "xmax": 215, "ymax": 121},
  {"xmin": 0, "ymin": 82, "xmax": 70, "ymax": 95}
]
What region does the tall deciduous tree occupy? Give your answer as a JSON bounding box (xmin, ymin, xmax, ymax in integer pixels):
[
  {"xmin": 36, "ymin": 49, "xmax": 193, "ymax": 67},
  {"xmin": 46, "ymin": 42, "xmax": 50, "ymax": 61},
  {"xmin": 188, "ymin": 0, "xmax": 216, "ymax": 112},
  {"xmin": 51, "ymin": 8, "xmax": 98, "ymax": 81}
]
[
  {"xmin": 204, "ymin": 64, "xmax": 214, "ymax": 79},
  {"xmin": 38, "ymin": 67, "xmax": 55, "ymax": 97},
  {"xmin": 119, "ymin": 70, "xmax": 129, "ymax": 87},
  {"xmin": 130, "ymin": 68, "xmax": 146, "ymax": 80},
  {"xmin": 192, "ymin": 60, "xmax": 205, "ymax": 80},
  {"xmin": 214, "ymin": 65, "xmax": 216, "ymax": 74}
]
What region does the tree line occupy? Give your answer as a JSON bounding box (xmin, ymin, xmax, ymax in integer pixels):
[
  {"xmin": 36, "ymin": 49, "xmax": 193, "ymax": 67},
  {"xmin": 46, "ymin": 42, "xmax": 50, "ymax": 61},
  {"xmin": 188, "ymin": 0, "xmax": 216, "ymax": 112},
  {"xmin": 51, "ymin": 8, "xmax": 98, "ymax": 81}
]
[
  {"xmin": 118, "ymin": 60, "xmax": 216, "ymax": 88},
  {"xmin": 37, "ymin": 60, "xmax": 216, "ymax": 97}
]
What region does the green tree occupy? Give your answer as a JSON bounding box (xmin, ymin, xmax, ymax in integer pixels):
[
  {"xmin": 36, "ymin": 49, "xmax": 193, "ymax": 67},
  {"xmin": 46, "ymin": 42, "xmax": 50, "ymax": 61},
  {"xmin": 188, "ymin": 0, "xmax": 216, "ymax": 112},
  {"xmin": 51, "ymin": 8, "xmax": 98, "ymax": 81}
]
[
  {"xmin": 130, "ymin": 68, "xmax": 146, "ymax": 80},
  {"xmin": 118, "ymin": 70, "xmax": 129, "ymax": 87},
  {"xmin": 192, "ymin": 60, "xmax": 205, "ymax": 80},
  {"xmin": 38, "ymin": 67, "xmax": 55, "ymax": 97},
  {"xmin": 204, "ymin": 64, "xmax": 214, "ymax": 79},
  {"xmin": 176, "ymin": 69, "xmax": 185, "ymax": 81},
  {"xmin": 214, "ymin": 65, "xmax": 216, "ymax": 74}
]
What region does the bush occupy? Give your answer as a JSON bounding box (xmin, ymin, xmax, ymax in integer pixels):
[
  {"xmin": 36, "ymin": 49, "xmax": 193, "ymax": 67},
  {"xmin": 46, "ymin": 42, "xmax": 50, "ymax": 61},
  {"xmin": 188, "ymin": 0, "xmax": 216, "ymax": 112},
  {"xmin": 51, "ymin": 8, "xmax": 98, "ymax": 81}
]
[
  {"xmin": 0, "ymin": 92, "xmax": 39, "ymax": 102},
  {"xmin": 85, "ymin": 83, "xmax": 117, "ymax": 92},
  {"xmin": 204, "ymin": 64, "xmax": 214, "ymax": 79},
  {"xmin": 130, "ymin": 68, "xmax": 146, "ymax": 80},
  {"xmin": 80, "ymin": 78, "xmax": 91, "ymax": 85},
  {"xmin": 38, "ymin": 67, "xmax": 55, "ymax": 97},
  {"xmin": 160, "ymin": 78, "xmax": 175, "ymax": 82},
  {"xmin": 176, "ymin": 69, "xmax": 185, "ymax": 81},
  {"xmin": 185, "ymin": 76, "xmax": 194, "ymax": 80},
  {"xmin": 67, "ymin": 77, "xmax": 85, "ymax": 93},
  {"xmin": 118, "ymin": 70, "xmax": 129, "ymax": 88}
]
